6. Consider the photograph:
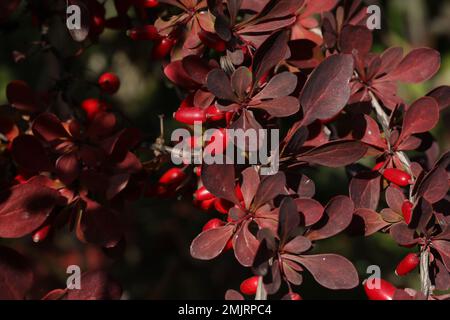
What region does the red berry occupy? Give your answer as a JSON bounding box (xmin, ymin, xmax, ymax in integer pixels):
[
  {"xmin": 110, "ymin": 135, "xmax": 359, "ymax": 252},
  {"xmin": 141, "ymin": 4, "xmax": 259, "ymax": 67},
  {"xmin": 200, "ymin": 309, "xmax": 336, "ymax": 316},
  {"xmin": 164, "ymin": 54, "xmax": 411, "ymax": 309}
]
[
  {"xmin": 158, "ymin": 168, "xmax": 186, "ymax": 186},
  {"xmin": 91, "ymin": 15, "xmax": 105, "ymax": 35},
  {"xmin": 214, "ymin": 198, "xmax": 233, "ymax": 215},
  {"xmin": 401, "ymin": 200, "xmax": 413, "ymax": 225},
  {"xmin": 372, "ymin": 161, "xmax": 385, "ymax": 172},
  {"xmin": 382, "ymin": 168, "xmax": 411, "ymax": 187},
  {"xmin": 363, "ymin": 278, "xmax": 397, "ymax": 300},
  {"xmin": 224, "ymin": 238, "xmax": 233, "ymax": 251},
  {"xmin": 202, "ymin": 218, "xmax": 224, "ymax": 231},
  {"xmin": 240, "ymin": 276, "xmax": 259, "ymax": 295},
  {"xmin": 174, "ymin": 106, "xmax": 206, "ymax": 125},
  {"xmin": 235, "ymin": 184, "xmax": 244, "ymax": 202},
  {"xmin": 81, "ymin": 98, "xmax": 107, "ymax": 121},
  {"xmin": 395, "ymin": 253, "xmax": 419, "ymax": 276},
  {"xmin": 98, "ymin": 72, "xmax": 120, "ymax": 95},
  {"xmin": 32, "ymin": 224, "xmax": 51, "ymax": 243},
  {"xmin": 128, "ymin": 25, "xmax": 160, "ymax": 41},
  {"xmin": 200, "ymin": 197, "xmax": 216, "ymax": 212},
  {"xmin": 206, "ymin": 105, "xmax": 224, "ymax": 121},
  {"xmin": 141, "ymin": 0, "xmax": 159, "ymax": 8},
  {"xmin": 194, "ymin": 166, "xmax": 202, "ymax": 177},
  {"xmin": 152, "ymin": 37, "xmax": 174, "ymax": 59},
  {"xmin": 198, "ymin": 30, "xmax": 226, "ymax": 52},
  {"xmin": 288, "ymin": 292, "xmax": 302, "ymax": 300},
  {"xmin": 194, "ymin": 186, "xmax": 214, "ymax": 201}
]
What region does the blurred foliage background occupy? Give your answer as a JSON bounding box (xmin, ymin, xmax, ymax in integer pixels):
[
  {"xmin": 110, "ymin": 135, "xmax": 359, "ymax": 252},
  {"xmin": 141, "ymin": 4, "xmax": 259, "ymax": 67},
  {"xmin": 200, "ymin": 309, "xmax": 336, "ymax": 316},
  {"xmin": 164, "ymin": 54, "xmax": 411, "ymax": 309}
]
[{"xmin": 0, "ymin": 0, "xmax": 449, "ymax": 299}]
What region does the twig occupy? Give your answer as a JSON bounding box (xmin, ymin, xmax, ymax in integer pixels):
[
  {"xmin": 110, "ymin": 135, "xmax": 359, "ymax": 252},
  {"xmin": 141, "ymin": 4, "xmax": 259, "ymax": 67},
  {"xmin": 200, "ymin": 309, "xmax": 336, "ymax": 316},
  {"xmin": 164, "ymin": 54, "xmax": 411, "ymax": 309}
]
[
  {"xmin": 255, "ymin": 277, "xmax": 267, "ymax": 300},
  {"xmin": 370, "ymin": 91, "xmax": 431, "ymax": 297}
]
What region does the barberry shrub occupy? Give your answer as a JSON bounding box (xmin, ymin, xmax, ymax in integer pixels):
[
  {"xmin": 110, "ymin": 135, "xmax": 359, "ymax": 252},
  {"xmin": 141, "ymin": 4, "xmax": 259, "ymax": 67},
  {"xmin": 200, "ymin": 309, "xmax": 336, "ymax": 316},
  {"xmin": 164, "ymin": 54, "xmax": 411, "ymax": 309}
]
[{"xmin": 0, "ymin": 0, "xmax": 449, "ymax": 300}]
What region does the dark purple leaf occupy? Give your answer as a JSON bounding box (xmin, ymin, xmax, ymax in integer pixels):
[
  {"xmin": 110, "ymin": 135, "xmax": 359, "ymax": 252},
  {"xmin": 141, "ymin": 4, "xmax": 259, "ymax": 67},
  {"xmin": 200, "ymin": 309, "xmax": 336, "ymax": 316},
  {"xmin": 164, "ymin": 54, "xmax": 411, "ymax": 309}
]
[
  {"xmin": 295, "ymin": 198, "xmax": 323, "ymax": 226},
  {"xmin": 294, "ymin": 254, "xmax": 359, "ymax": 290},
  {"xmin": 416, "ymin": 167, "xmax": 448, "ymax": 204},
  {"xmin": 349, "ymin": 172, "xmax": 381, "ymax": 210},
  {"xmin": 253, "ymin": 72, "xmax": 298, "ymax": 100},
  {"xmin": 283, "ymin": 235, "xmax": 311, "ymax": 254},
  {"xmin": 300, "ymin": 54, "xmax": 354, "ymax": 125},
  {"xmin": 339, "ymin": 25, "xmax": 372, "ymax": 55},
  {"xmin": 231, "ymin": 66, "xmax": 252, "ymax": 99},
  {"xmin": 234, "ymin": 220, "xmax": 259, "ymax": 267},
  {"xmin": 0, "ymin": 246, "xmax": 33, "ymax": 300},
  {"xmin": 55, "ymin": 152, "xmax": 80, "ymax": 185},
  {"xmin": 427, "ymin": 86, "xmax": 450, "ymax": 110},
  {"xmin": 241, "ymin": 167, "xmax": 260, "ymax": 209},
  {"xmin": 353, "ymin": 208, "xmax": 389, "ymax": 236},
  {"xmin": 296, "ymin": 140, "xmax": 368, "ymax": 168},
  {"xmin": 278, "ymin": 197, "xmax": 300, "ymax": 244},
  {"xmin": 0, "ymin": 178, "xmax": 61, "ymax": 238},
  {"xmin": 206, "ymin": 69, "xmax": 237, "ymax": 101},
  {"xmin": 66, "ymin": 271, "xmax": 122, "ymax": 300},
  {"xmin": 432, "ymin": 240, "xmax": 450, "ymax": 273},
  {"xmin": 252, "ymin": 96, "xmax": 300, "ymax": 117},
  {"xmin": 225, "ymin": 289, "xmax": 244, "ymax": 300},
  {"xmin": 388, "ymin": 48, "xmax": 440, "ymax": 83},
  {"xmin": 201, "ymin": 164, "xmax": 239, "ymax": 204},
  {"xmin": 182, "ymin": 55, "xmax": 212, "ymax": 85},
  {"xmin": 12, "ymin": 135, "xmax": 52, "ymax": 172},
  {"xmin": 252, "ymin": 172, "xmax": 286, "ymax": 210},
  {"xmin": 307, "ymin": 196, "xmax": 354, "ymax": 241},
  {"xmin": 390, "ymin": 223, "xmax": 418, "ymax": 246},
  {"xmin": 399, "ymin": 97, "xmax": 439, "ymax": 143},
  {"xmin": 252, "ymin": 30, "xmax": 289, "ymax": 82},
  {"xmin": 190, "ymin": 225, "xmax": 234, "ymax": 260},
  {"xmin": 385, "ymin": 186, "xmax": 406, "ymax": 213},
  {"xmin": 6, "ymin": 80, "xmax": 41, "ymax": 113},
  {"xmin": 32, "ymin": 113, "xmax": 70, "ymax": 142}
]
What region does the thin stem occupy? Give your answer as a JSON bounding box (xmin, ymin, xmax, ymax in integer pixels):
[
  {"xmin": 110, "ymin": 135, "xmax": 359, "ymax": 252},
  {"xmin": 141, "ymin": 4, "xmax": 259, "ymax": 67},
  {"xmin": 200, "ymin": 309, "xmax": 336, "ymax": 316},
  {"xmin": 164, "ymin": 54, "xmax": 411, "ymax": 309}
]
[
  {"xmin": 255, "ymin": 276, "xmax": 267, "ymax": 300},
  {"xmin": 370, "ymin": 92, "xmax": 432, "ymax": 298},
  {"xmin": 420, "ymin": 248, "xmax": 432, "ymax": 298}
]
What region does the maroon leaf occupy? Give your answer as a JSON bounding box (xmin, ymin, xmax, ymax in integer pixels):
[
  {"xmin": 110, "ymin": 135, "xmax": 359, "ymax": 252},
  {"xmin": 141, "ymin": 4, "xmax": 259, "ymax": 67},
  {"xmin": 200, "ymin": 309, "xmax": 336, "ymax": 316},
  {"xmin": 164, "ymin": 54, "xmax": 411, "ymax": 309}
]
[
  {"xmin": 0, "ymin": 246, "xmax": 33, "ymax": 300},
  {"xmin": 252, "ymin": 96, "xmax": 300, "ymax": 117},
  {"xmin": 296, "ymin": 140, "xmax": 367, "ymax": 168},
  {"xmin": 6, "ymin": 80, "xmax": 41, "ymax": 113},
  {"xmin": 252, "ymin": 172, "xmax": 286, "ymax": 210},
  {"xmin": 349, "ymin": 172, "xmax": 381, "ymax": 210},
  {"xmin": 387, "ymin": 48, "xmax": 440, "ymax": 83},
  {"xmin": 390, "ymin": 223, "xmax": 418, "ymax": 246},
  {"xmin": 252, "ymin": 30, "xmax": 290, "ymax": 82},
  {"xmin": 241, "ymin": 167, "xmax": 260, "ymax": 209},
  {"xmin": 283, "ymin": 262, "xmax": 303, "ymax": 285},
  {"xmin": 283, "ymin": 236, "xmax": 311, "ymax": 254},
  {"xmin": 55, "ymin": 152, "xmax": 80, "ymax": 185},
  {"xmin": 339, "ymin": 25, "xmax": 373, "ymax": 55},
  {"xmin": 353, "ymin": 208, "xmax": 389, "ymax": 236},
  {"xmin": 427, "ymin": 86, "xmax": 450, "ymax": 110},
  {"xmin": 300, "ymin": 54, "xmax": 354, "ymax": 125},
  {"xmin": 231, "ymin": 66, "xmax": 252, "ymax": 99},
  {"xmin": 432, "ymin": 240, "xmax": 450, "ymax": 273},
  {"xmin": 164, "ymin": 60, "xmax": 198, "ymax": 89},
  {"xmin": 11, "ymin": 135, "xmax": 52, "ymax": 172},
  {"xmin": 234, "ymin": 221, "xmax": 259, "ymax": 267},
  {"xmin": 278, "ymin": 197, "xmax": 300, "ymax": 244},
  {"xmin": 306, "ymin": 196, "xmax": 354, "ymax": 241},
  {"xmin": 385, "ymin": 186, "xmax": 406, "ymax": 213},
  {"xmin": 182, "ymin": 55, "xmax": 213, "ymax": 85},
  {"xmin": 66, "ymin": 271, "xmax": 122, "ymax": 300},
  {"xmin": 190, "ymin": 225, "xmax": 234, "ymax": 260},
  {"xmin": 416, "ymin": 167, "xmax": 448, "ymax": 204},
  {"xmin": 78, "ymin": 198, "xmax": 123, "ymax": 248},
  {"xmin": 32, "ymin": 113, "xmax": 70, "ymax": 142},
  {"xmin": 399, "ymin": 97, "xmax": 439, "ymax": 143},
  {"xmin": 201, "ymin": 164, "xmax": 239, "ymax": 204},
  {"xmin": 294, "ymin": 254, "xmax": 359, "ymax": 290},
  {"xmin": 295, "ymin": 198, "xmax": 323, "ymax": 226},
  {"xmin": 206, "ymin": 69, "xmax": 237, "ymax": 101},
  {"xmin": 225, "ymin": 289, "xmax": 244, "ymax": 300},
  {"xmin": 0, "ymin": 179, "xmax": 61, "ymax": 238},
  {"xmin": 253, "ymin": 72, "xmax": 298, "ymax": 100}
]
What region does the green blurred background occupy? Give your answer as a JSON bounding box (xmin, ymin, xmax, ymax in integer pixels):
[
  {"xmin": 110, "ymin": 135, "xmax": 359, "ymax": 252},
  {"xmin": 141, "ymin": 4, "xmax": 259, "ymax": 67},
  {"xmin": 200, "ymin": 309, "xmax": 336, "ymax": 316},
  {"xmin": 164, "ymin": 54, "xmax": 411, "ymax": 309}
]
[{"xmin": 0, "ymin": 0, "xmax": 449, "ymax": 299}]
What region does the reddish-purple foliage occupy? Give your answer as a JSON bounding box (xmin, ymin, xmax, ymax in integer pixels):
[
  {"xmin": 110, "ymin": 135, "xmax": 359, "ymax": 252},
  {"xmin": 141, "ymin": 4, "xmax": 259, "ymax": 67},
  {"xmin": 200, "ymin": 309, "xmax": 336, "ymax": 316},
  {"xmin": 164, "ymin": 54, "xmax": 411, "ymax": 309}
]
[{"xmin": 0, "ymin": 0, "xmax": 449, "ymax": 300}]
